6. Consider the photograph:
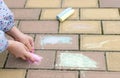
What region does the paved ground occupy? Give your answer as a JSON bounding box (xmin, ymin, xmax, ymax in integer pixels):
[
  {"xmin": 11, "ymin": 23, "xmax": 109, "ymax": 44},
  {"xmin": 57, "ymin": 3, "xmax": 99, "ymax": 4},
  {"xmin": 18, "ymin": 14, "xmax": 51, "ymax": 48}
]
[{"xmin": 0, "ymin": 0, "xmax": 120, "ymax": 78}]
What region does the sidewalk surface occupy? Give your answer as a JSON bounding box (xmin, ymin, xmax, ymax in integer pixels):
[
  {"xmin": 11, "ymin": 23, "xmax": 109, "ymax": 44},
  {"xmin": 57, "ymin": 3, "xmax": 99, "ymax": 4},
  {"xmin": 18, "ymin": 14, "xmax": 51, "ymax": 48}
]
[{"xmin": 0, "ymin": 0, "xmax": 120, "ymax": 78}]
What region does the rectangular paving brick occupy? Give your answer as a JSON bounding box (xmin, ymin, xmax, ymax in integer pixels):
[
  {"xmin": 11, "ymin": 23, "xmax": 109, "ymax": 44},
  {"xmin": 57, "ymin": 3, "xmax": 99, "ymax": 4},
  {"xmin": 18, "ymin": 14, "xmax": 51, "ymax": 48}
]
[
  {"xmin": 35, "ymin": 35, "xmax": 79, "ymax": 50},
  {"xmin": 106, "ymin": 52, "xmax": 120, "ymax": 71},
  {"xmin": 81, "ymin": 9, "xmax": 120, "ymax": 20},
  {"xmin": 0, "ymin": 69, "xmax": 26, "ymax": 78},
  {"xmin": 81, "ymin": 35, "xmax": 120, "ymax": 51},
  {"xmin": 6, "ymin": 51, "xmax": 55, "ymax": 69},
  {"xmin": 100, "ymin": 0, "xmax": 120, "ymax": 7},
  {"xmin": 62, "ymin": 0, "xmax": 98, "ymax": 7},
  {"xmin": 56, "ymin": 51, "xmax": 105, "ymax": 70},
  {"xmin": 103, "ymin": 21, "xmax": 120, "ymax": 34},
  {"xmin": 19, "ymin": 21, "xmax": 58, "ymax": 33},
  {"xmin": 41, "ymin": 9, "xmax": 79, "ymax": 20},
  {"xmin": 80, "ymin": 71, "xmax": 120, "ymax": 78},
  {"xmin": 60, "ymin": 21, "xmax": 101, "ymax": 34},
  {"xmin": 11, "ymin": 9, "xmax": 41, "ymax": 20},
  {"xmin": 26, "ymin": 0, "xmax": 61, "ymax": 8},
  {"xmin": 4, "ymin": 0, "xmax": 26, "ymax": 8},
  {"xmin": 27, "ymin": 70, "xmax": 78, "ymax": 78},
  {"xmin": 0, "ymin": 51, "xmax": 8, "ymax": 68}
]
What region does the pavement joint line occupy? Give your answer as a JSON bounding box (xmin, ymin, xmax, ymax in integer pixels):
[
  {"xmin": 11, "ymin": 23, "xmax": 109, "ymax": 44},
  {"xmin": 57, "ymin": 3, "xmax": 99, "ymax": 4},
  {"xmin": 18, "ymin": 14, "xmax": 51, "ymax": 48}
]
[
  {"xmin": 53, "ymin": 51, "xmax": 57, "ymax": 69},
  {"xmin": 24, "ymin": 0, "xmax": 28, "ymax": 8},
  {"xmin": 104, "ymin": 52, "xmax": 108, "ymax": 71},
  {"xmin": 38, "ymin": 9, "xmax": 42, "ymax": 20},
  {"xmin": 101, "ymin": 21, "xmax": 104, "ymax": 35}
]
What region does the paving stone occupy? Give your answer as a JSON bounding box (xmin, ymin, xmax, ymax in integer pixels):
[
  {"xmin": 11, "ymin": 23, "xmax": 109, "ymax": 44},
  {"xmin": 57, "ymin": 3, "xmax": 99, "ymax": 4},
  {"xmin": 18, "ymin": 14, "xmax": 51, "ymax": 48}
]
[
  {"xmin": 81, "ymin": 9, "xmax": 120, "ymax": 20},
  {"xmin": 103, "ymin": 21, "xmax": 120, "ymax": 34},
  {"xmin": 4, "ymin": 0, "xmax": 26, "ymax": 8},
  {"xmin": 26, "ymin": 0, "xmax": 61, "ymax": 8},
  {"xmin": 106, "ymin": 52, "xmax": 120, "ymax": 71},
  {"xmin": 81, "ymin": 35, "xmax": 120, "ymax": 51},
  {"xmin": 56, "ymin": 51, "xmax": 105, "ymax": 70},
  {"xmin": 0, "ymin": 69, "xmax": 26, "ymax": 78},
  {"xmin": 41, "ymin": 9, "xmax": 79, "ymax": 20},
  {"xmin": 0, "ymin": 51, "xmax": 8, "ymax": 68},
  {"xmin": 62, "ymin": 0, "xmax": 98, "ymax": 7},
  {"xmin": 11, "ymin": 9, "xmax": 41, "ymax": 20},
  {"xmin": 100, "ymin": 0, "xmax": 120, "ymax": 7},
  {"xmin": 19, "ymin": 21, "xmax": 58, "ymax": 33},
  {"xmin": 6, "ymin": 51, "xmax": 55, "ymax": 69},
  {"xmin": 60, "ymin": 21, "xmax": 101, "ymax": 34},
  {"xmin": 80, "ymin": 71, "xmax": 120, "ymax": 78},
  {"xmin": 35, "ymin": 35, "xmax": 79, "ymax": 50},
  {"xmin": 27, "ymin": 70, "xmax": 78, "ymax": 78}
]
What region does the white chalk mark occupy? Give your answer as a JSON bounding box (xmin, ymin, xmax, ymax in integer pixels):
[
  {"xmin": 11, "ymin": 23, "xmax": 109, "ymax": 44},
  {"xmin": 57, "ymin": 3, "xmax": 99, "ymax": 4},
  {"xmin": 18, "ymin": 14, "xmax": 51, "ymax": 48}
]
[
  {"xmin": 56, "ymin": 52, "xmax": 98, "ymax": 69},
  {"xmin": 84, "ymin": 39, "xmax": 119, "ymax": 49},
  {"xmin": 40, "ymin": 36, "xmax": 72, "ymax": 49}
]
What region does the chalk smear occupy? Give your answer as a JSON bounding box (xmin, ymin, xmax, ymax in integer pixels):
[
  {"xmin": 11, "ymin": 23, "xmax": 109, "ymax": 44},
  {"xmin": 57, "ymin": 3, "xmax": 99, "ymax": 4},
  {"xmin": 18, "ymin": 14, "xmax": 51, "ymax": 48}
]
[
  {"xmin": 64, "ymin": 25, "xmax": 94, "ymax": 31},
  {"xmin": 40, "ymin": 36, "xmax": 72, "ymax": 49},
  {"xmin": 84, "ymin": 39, "xmax": 119, "ymax": 49},
  {"xmin": 56, "ymin": 52, "xmax": 98, "ymax": 69}
]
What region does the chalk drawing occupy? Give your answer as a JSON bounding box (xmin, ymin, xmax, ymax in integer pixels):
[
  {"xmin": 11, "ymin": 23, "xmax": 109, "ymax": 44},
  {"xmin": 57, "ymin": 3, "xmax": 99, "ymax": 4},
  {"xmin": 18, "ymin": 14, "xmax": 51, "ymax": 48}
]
[
  {"xmin": 40, "ymin": 36, "xmax": 72, "ymax": 49},
  {"xmin": 84, "ymin": 39, "xmax": 119, "ymax": 49},
  {"xmin": 56, "ymin": 52, "xmax": 98, "ymax": 69}
]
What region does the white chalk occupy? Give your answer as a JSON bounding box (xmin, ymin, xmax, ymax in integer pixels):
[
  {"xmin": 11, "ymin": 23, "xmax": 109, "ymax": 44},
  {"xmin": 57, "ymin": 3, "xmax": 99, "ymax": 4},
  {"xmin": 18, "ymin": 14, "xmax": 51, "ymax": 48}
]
[{"xmin": 56, "ymin": 8, "xmax": 75, "ymax": 22}]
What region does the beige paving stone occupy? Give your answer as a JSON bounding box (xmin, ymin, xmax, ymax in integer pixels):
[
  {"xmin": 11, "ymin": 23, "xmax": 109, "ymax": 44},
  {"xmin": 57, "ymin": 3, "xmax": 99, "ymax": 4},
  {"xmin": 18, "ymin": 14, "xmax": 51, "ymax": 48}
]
[
  {"xmin": 0, "ymin": 69, "xmax": 26, "ymax": 78},
  {"xmin": 4, "ymin": 0, "xmax": 26, "ymax": 8},
  {"xmin": 81, "ymin": 35, "xmax": 120, "ymax": 51},
  {"xmin": 27, "ymin": 70, "xmax": 78, "ymax": 78},
  {"xmin": 41, "ymin": 9, "xmax": 79, "ymax": 20},
  {"xmin": 26, "ymin": 0, "xmax": 61, "ymax": 8},
  {"xmin": 35, "ymin": 35, "xmax": 79, "ymax": 50},
  {"xmin": 0, "ymin": 51, "xmax": 8, "ymax": 68},
  {"xmin": 19, "ymin": 21, "xmax": 58, "ymax": 33},
  {"xmin": 80, "ymin": 71, "xmax": 120, "ymax": 78},
  {"xmin": 62, "ymin": 0, "xmax": 98, "ymax": 7},
  {"xmin": 6, "ymin": 51, "xmax": 55, "ymax": 69},
  {"xmin": 60, "ymin": 21, "xmax": 101, "ymax": 34},
  {"xmin": 11, "ymin": 9, "xmax": 41, "ymax": 20},
  {"xmin": 106, "ymin": 52, "xmax": 120, "ymax": 71},
  {"xmin": 103, "ymin": 21, "xmax": 120, "ymax": 34},
  {"xmin": 56, "ymin": 51, "xmax": 105, "ymax": 70},
  {"xmin": 81, "ymin": 9, "xmax": 120, "ymax": 20}
]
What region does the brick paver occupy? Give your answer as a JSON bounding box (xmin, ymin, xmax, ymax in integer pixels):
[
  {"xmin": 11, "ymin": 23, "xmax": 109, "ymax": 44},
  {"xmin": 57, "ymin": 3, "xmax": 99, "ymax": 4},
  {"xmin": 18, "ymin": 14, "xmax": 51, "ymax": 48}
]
[
  {"xmin": 11, "ymin": 9, "xmax": 41, "ymax": 20},
  {"xmin": 19, "ymin": 21, "xmax": 58, "ymax": 33},
  {"xmin": 62, "ymin": 0, "xmax": 98, "ymax": 7},
  {"xmin": 60, "ymin": 21, "xmax": 101, "ymax": 34},
  {"xmin": 56, "ymin": 51, "xmax": 105, "ymax": 70},
  {"xmin": 0, "ymin": 51, "xmax": 7, "ymax": 68},
  {"xmin": 100, "ymin": 0, "xmax": 120, "ymax": 7},
  {"xmin": 81, "ymin": 35, "xmax": 120, "ymax": 51},
  {"xmin": 106, "ymin": 52, "xmax": 120, "ymax": 71},
  {"xmin": 81, "ymin": 9, "xmax": 120, "ymax": 20},
  {"xmin": 35, "ymin": 35, "xmax": 79, "ymax": 50},
  {"xmin": 4, "ymin": 0, "xmax": 26, "ymax": 8},
  {"xmin": 0, "ymin": 69, "xmax": 26, "ymax": 78},
  {"xmin": 2, "ymin": 0, "xmax": 120, "ymax": 78},
  {"xmin": 6, "ymin": 51, "xmax": 55, "ymax": 69},
  {"xmin": 26, "ymin": 0, "xmax": 61, "ymax": 8},
  {"xmin": 80, "ymin": 71, "xmax": 120, "ymax": 78},
  {"xmin": 103, "ymin": 21, "xmax": 120, "ymax": 34},
  {"xmin": 41, "ymin": 9, "xmax": 79, "ymax": 20},
  {"xmin": 27, "ymin": 70, "xmax": 78, "ymax": 78}
]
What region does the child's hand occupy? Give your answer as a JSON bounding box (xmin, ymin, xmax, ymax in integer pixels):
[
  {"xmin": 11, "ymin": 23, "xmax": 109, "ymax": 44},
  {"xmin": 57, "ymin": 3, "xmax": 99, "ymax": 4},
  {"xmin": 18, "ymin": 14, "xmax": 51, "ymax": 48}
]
[
  {"xmin": 7, "ymin": 40, "xmax": 35, "ymax": 62},
  {"xmin": 6, "ymin": 27, "xmax": 34, "ymax": 52},
  {"xmin": 14, "ymin": 34, "xmax": 34, "ymax": 52}
]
